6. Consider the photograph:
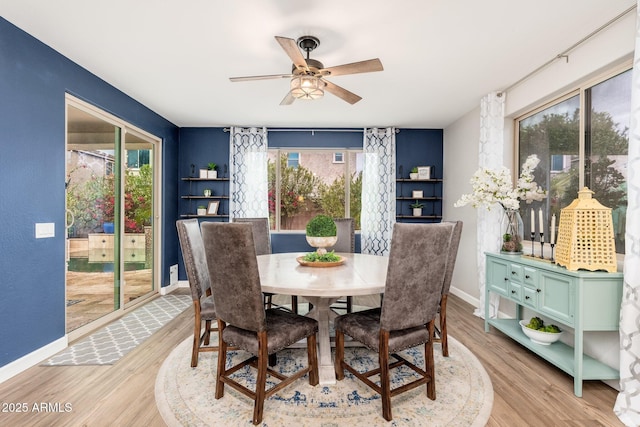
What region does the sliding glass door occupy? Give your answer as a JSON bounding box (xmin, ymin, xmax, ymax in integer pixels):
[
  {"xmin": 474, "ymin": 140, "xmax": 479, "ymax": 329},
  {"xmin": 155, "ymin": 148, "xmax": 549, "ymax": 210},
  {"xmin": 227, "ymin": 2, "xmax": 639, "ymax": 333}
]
[{"xmin": 65, "ymin": 97, "xmax": 160, "ymax": 337}]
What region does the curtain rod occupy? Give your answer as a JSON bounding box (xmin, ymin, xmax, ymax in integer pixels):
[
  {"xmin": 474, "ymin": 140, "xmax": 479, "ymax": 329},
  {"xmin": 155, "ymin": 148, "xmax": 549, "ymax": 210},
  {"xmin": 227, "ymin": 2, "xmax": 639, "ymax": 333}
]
[
  {"xmin": 503, "ymin": 4, "xmax": 637, "ymax": 93},
  {"xmin": 223, "ymin": 128, "xmax": 400, "ymax": 133}
]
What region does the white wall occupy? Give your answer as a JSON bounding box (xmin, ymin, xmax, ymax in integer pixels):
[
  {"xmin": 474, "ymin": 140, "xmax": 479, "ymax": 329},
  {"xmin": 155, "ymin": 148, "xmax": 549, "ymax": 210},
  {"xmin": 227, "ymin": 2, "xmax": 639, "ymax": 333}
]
[{"xmin": 443, "ymin": 11, "xmax": 635, "ymax": 375}]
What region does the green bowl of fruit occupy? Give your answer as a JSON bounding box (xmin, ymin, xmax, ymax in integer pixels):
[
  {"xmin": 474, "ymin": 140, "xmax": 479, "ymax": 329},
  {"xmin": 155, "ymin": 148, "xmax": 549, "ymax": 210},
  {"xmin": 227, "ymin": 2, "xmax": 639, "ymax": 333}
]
[{"xmin": 520, "ymin": 317, "xmax": 563, "ymax": 345}]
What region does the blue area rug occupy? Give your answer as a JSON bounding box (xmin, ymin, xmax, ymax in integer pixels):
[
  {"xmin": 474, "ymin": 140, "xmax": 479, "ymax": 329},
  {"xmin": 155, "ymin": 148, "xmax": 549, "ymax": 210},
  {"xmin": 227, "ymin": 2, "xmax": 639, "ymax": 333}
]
[
  {"xmin": 43, "ymin": 294, "xmax": 192, "ymax": 366},
  {"xmin": 155, "ymin": 333, "xmax": 493, "ymax": 426}
]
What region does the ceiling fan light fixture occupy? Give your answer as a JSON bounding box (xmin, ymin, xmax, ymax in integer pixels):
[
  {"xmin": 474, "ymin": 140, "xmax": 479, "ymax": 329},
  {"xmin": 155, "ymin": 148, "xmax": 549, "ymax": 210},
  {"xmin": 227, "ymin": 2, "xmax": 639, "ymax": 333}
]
[{"xmin": 290, "ymin": 75, "xmax": 325, "ymax": 100}]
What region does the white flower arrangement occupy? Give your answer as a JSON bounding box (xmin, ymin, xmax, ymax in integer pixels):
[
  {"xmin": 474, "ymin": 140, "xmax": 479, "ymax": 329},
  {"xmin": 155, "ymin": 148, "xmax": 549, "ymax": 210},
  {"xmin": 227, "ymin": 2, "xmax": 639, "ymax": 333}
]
[{"xmin": 454, "ymin": 155, "xmax": 546, "ymax": 211}]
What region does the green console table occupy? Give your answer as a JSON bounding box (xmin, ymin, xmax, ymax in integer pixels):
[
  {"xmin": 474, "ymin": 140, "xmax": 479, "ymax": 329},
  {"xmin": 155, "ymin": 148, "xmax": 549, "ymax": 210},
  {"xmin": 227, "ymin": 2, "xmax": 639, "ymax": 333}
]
[{"xmin": 484, "ymin": 252, "xmax": 623, "ymax": 397}]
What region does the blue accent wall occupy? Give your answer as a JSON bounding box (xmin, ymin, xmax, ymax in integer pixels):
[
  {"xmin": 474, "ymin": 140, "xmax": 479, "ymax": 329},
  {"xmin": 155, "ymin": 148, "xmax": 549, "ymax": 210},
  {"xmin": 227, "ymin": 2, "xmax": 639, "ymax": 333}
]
[
  {"xmin": 0, "ymin": 18, "xmax": 179, "ymax": 366},
  {"xmin": 176, "ymin": 127, "xmax": 442, "ymax": 277}
]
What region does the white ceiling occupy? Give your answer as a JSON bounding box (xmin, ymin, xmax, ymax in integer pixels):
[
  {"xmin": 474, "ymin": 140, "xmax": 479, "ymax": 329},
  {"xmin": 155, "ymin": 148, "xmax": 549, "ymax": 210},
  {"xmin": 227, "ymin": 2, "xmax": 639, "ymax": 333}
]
[{"xmin": 2, "ymin": 1, "xmax": 636, "ymax": 129}]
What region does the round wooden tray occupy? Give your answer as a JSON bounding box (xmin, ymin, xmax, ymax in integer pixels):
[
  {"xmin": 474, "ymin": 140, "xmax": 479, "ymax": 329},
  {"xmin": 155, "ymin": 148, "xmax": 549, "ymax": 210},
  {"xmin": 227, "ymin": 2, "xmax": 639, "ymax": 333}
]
[{"xmin": 296, "ymin": 255, "xmax": 346, "ymax": 268}]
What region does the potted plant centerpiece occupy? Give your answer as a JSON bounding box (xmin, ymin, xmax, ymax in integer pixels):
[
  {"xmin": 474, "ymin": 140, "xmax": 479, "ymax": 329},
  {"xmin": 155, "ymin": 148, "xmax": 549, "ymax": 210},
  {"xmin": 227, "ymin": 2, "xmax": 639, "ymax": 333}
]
[
  {"xmin": 410, "ymin": 200, "xmax": 424, "ymax": 216},
  {"xmin": 305, "ymin": 214, "xmax": 337, "ymax": 256},
  {"xmin": 207, "ymin": 162, "xmax": 217, "ymax": 179},
  {"xmin": 197, "ymin": 205, "xmax": 207, "ymax": 216}
]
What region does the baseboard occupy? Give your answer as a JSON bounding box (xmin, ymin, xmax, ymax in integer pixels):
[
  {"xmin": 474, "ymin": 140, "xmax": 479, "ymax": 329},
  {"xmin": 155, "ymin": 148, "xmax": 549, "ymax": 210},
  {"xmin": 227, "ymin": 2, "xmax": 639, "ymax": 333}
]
[
  {"xmin": 0, "ymin": 336, "xmax": 67, "ymax": 384},
  {"xmin": 449, "ymin": 286, "xmax": 480, "ymax": 308},
  {"xmin": 160, "ymin": 280, "xmax": 189, "ymax": 295}
]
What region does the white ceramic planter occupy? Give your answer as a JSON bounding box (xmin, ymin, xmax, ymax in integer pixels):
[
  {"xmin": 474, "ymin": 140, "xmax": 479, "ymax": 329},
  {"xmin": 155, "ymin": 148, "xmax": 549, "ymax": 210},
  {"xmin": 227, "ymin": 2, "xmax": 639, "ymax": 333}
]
[
  {"xmin": 409, "ymin": 173, "xmax": 418, "ymax": 180},
  {"xmin": 207, "ymin": 170, "xmax": 218, "ymax": 179},
  {"xmin": 199, "ymin": 169, "xmax": 208, "ymax": 179},
  {"xmin": 197, "ymin": 208, "xmax": 207, "ymax": 216},
  {"xmin": 413, "ymin": 208, "xmax": 422, "ymax": 216},
  {"xmin": 306, "ymin": 235, "xmax": 338, "ymax": 255}
]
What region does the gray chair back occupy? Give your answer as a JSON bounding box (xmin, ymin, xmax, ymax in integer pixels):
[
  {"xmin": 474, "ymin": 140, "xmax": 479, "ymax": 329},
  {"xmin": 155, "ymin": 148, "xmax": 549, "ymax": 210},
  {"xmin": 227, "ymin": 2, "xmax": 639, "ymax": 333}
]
[
  {"xmin": 232, "ymin": 217, "xmax": 272, "ymax": 255},
  {"xmin": 329, "ymin": 218, "xmax": 355, "ymax": 253},
  {"xmin": 201, "ymin": 222, "xmax": 266, "ymax": 332},
  {"xmin": 380, "ymin": 222, "xmax": 454, "ymax": 331},
  {"xmin": 441, "ymin": 221, "xmax": 463, "ymax": 295},
  {"xmin": 176, "ymin": 219, "xmax": 211, "ymax": 302}
]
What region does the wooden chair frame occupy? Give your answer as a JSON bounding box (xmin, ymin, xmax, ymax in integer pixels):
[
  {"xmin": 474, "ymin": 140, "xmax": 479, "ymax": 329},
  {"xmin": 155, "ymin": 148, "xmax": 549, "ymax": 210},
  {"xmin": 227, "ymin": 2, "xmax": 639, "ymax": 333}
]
[
  {"xmin": 335, "ymin": 321, "xmax": 436, "ymax": 421},
  {"xmin": 216, "ymin": 320, "xmax": 319, "ymax": 425}
]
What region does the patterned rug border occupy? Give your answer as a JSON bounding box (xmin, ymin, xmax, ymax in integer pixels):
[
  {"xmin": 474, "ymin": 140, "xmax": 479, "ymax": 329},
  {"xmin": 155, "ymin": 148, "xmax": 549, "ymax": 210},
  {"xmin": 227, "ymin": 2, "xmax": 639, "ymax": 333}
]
[
  {"xmin": 43, "ymin": 294, "xmax": 192, "ymax": 366},
  {"xmin": 155, "ymin": 334, "xmax": 493, "ymax": 426}
]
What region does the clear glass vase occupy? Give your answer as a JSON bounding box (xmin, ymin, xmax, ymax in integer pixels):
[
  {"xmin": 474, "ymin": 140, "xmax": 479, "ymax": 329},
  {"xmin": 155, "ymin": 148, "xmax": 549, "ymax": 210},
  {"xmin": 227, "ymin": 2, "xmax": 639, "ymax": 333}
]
[{"xmin": 500, "ymin": 209, "xmax": 524, "ymax": 254}]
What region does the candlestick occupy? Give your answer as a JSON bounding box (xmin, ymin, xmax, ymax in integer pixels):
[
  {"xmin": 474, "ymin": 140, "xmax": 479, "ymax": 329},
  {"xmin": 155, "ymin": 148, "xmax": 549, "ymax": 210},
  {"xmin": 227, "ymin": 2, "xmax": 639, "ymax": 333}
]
[
  {"xmin": 550, "ymin": 243, "xmax": 555, "ymax": 262},
  {"xmin": 540, "ymin": 233, "xmax": 544, "ymax": 259},
  {"xmin": 531, "ymin": 208, "xmax": 535, "ymax": 233},
  {"xmin": 550, "ymin": 214, "xmax": 556, "ymax": 243},
  {"xmin": 530, "ymin": 232, "xmax": 535, "ymax": 256},
  {"xmin": 538, "ymin": 208, "xmax": 544, "ymax": 237}
]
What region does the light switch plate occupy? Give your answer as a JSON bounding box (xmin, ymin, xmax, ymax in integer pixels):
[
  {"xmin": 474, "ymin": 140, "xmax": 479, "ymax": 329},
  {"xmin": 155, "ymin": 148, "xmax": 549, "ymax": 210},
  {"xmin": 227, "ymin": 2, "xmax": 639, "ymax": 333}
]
[{"xmin": 35, "ymin": 222, "xmax": 55, "ymax": 238}]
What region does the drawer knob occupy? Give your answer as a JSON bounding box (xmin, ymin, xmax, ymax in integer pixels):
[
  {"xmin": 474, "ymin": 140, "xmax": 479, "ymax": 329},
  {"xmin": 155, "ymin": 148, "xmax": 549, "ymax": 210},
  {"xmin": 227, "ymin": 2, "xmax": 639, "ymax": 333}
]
[
  {"xmin": 536, "ymin": 288, "xmax": 541, "ymax": 293},
  {"xmin": 511, "ymin": 271, "xmax": 517, "ymax": 275},
  {"xmin": 504, "ymin": 277, "xmax": 509, "ymax": 282},
  {"xmin": 511, "ymin": 290, "xmax": 516, "ymax": 294},
  {"xmin": 525, "ymin": 296, "xmax": 530, "ymax": 300},
  {"xmin": 525, "ymin": 275, "xmax": 531, "ymax": 279}
]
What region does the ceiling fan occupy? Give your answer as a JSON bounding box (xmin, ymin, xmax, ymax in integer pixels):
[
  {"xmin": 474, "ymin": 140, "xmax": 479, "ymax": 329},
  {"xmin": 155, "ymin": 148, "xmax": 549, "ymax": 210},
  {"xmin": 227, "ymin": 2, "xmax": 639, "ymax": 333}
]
[{"xmin": 229, "ymin": 35, "xmax": 383, "ymax": 105}]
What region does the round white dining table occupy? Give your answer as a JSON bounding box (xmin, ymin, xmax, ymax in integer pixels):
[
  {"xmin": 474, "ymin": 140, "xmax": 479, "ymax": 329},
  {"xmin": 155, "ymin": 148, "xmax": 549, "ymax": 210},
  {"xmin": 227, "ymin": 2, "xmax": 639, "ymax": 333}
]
[{"xmin": 257, "ymin": 252, "xmax": 388, "ymax": 384}]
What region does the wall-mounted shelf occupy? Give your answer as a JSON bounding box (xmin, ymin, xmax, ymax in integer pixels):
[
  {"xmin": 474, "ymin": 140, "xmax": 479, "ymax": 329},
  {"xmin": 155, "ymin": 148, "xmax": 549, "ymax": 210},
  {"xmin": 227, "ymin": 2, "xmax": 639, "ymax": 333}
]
[
  {"xmin": 181, "ymin": 175, "xmax": 230, "ymax": 220},
  {"xmin": 396, "ymin": 177, "xmax": 442, "ymax": 222}
]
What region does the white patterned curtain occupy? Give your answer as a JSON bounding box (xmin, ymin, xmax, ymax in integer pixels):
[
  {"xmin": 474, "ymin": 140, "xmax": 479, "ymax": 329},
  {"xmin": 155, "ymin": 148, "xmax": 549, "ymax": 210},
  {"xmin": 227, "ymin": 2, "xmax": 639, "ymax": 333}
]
[
  {"xmin": 361, "ymin": 127, "xmax": 396, "ymax": 256},
  {"xmin": 474, "ymin": 92, "xmax": 505, "ymax": 319},
  {"xmin": 614, "ymin": 4, "xmax": 640, "ymax": 425},
  {"xmin": 228, "ymin": 127, "xmax": 269, "ymax": 219}
]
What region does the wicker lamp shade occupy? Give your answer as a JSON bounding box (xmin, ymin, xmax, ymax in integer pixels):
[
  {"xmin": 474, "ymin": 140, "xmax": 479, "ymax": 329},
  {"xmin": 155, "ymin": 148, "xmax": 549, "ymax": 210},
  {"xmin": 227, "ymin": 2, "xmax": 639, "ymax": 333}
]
[{"xmin": 555, "ymin": 187, "xmax": 616, "ymax": 272}]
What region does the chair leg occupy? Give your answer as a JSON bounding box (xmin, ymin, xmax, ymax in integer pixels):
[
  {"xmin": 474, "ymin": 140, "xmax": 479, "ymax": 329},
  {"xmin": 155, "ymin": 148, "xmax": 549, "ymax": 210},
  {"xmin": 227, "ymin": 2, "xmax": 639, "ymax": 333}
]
[
  {"xmin": 379, "ymin": 330, "xmax": 392, "ymax": 421},
  {"xmin": 203, "ymin": 319, "xmax": 212, "ymax": 346},
  {"xmin": 215, "ymin": 320, "xmax": 227, "ymax": 399},
  {"xmin": 426, "ymin": 321, "xmax": 436, "ymax": 400},
  {"xmin": 440, "ymin": 294, "xmax": 448, "ymax": 357},
  {"xmin": 268, "ymin": 353, "xmax": 277, "ymax": 367},
  {"xmin": 307, "ymin": 333, "xmax": 319, "ymax": 386},
  {"xmin": 334, "ymin": 330, "xmax": 345, "ymax": 380},
  {"xmin": 191, "ymin": 313, "xmax": 202, "ymax": 367},
  {"xmin": 253, "ymin": 331, "xmax": 269, "ymax": 425},
  {"xmin": 291, "ymin": 296, "xmax": 298, "ymax": 314},
  {"xmin": 346, "ymin": 296, "xmax": 353, "ymax": 313}
]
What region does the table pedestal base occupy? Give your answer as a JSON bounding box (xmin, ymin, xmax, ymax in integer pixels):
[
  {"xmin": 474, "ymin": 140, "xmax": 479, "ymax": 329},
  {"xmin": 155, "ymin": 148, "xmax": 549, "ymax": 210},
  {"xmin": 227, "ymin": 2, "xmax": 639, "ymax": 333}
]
[{"xmin": 304, "ymin": 296, "xmax": 339, "ymax": 385}]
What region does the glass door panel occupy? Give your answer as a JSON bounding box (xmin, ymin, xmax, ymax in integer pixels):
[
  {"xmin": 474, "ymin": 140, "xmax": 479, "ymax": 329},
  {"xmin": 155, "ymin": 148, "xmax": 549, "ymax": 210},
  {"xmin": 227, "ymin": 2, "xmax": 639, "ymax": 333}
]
[
  {"xmin": 66, "ymin": 105, "xmax": 119, "ymax": 332},
  {"xmin": 123, "ymin": 132, "xmax": 154, "ymax": 304}
]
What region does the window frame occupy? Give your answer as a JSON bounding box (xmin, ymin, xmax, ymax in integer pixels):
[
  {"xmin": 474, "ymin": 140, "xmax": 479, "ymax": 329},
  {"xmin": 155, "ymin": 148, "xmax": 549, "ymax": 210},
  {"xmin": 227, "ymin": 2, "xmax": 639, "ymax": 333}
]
[
  {"xmin": 514, "ymin": 60, "xmax": 631, "ymax": 256},
  {"xmin": 268, "ymin": 148, "xmax": 362, "ymax": 232}
]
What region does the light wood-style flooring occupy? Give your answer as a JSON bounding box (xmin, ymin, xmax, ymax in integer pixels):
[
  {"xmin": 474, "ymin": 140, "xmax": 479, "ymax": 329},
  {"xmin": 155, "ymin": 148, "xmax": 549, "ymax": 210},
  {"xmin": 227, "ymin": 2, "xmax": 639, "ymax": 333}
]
[{"xmin": 0, "ymin": 290, "xmax": 623, "ymax": 426}]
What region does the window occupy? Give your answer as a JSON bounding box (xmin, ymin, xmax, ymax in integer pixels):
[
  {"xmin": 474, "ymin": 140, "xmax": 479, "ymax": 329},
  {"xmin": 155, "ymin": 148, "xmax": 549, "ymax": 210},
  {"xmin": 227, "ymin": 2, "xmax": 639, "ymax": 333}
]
[
  {"xmin": 517, "ymin": 67, "xmax": 630, "ymax": 253},
  {"xmin": 333, "ymin": 152, "xmax": 344, "ymax": 163},
  {"xmin": 268, "ymin": 149, "xmax": 363, "ymax": 231},
  {"xmin": 287, "ymin": 152, "xmax": 299, "ymax": 168}
]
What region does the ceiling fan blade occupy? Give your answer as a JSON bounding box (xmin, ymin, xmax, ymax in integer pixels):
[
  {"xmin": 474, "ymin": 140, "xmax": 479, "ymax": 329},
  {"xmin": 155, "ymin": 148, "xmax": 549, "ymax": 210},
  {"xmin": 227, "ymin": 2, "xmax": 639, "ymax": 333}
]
[
  {"xmin": 229, "ymin": 73, "xmax": 292, "ymax": 82},
  {"xmin": 280, "ymin": 92, "xmax": 296, "ymax": 106},
  {"xmin": 323, "ymin": 80, "xmax": 362, "ymax": 104},
  {"xmin": 322, "ymin": 58, "xmax": 383, "ymax": 77},
  {"xmin": 275, "ymin": 36, "xmax": 308, "ymax": 71}
]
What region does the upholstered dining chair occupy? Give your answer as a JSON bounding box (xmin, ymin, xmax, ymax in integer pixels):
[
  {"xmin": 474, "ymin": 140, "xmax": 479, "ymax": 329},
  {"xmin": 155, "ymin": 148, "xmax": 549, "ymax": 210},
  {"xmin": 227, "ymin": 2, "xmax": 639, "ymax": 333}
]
[
  {"xmin": 232, "ymin": 217, "xmax": 298, "ymax": 313},
  {"xmin": 334, "ymin": 222, "xmax": 456, "ymax": 421},
  {"xmin": 201, "ymin": 222, "xmax": 319, "ymax": 425},
  {"xmin": 176, "ymin": 219, "xmax": 218, "ymax": 367},
  {"xmin": 434, "ymin": 220, "xmax": 463, "ymax": 356},
  {"xmin": 328, "ymin": 218, "xmax": 355, "ymax": 313}
]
